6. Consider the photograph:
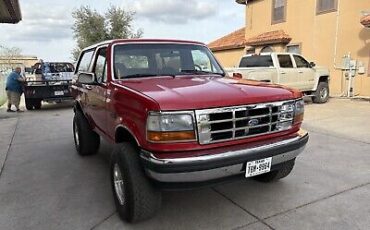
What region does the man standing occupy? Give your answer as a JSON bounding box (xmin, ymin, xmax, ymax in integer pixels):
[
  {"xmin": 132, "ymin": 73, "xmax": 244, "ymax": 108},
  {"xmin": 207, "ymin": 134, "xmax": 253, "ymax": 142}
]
[{"xmin": 5, "ymin": 67, "xmax": 25, "ymax": 112}]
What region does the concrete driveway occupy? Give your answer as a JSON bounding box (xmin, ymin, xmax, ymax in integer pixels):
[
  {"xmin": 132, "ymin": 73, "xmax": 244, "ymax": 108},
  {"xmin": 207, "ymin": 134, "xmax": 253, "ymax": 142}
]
[{"xmin": 0, "ymin": 98, "xmax": 369, "ymax": 230}]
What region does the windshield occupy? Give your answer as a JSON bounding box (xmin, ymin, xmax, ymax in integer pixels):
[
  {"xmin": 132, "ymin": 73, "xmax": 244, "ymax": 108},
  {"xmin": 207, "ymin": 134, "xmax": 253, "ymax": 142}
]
[
  {"xmin": 34, "ymin": 62, "xmax": 75, "ymax": 73},
  {"xmin": 239, "ymin": 56, "xmax": 274, "ymax": 68},
  {"xmin": 113, "ymin": 43, "xmax": 224, "ymax": 79}
]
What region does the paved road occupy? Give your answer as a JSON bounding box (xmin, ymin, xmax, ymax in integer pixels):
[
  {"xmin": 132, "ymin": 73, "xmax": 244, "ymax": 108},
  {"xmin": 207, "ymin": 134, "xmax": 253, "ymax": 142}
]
[{"xmin": 0, "ymin": 99, "xmax": 369, "ymax": 230}]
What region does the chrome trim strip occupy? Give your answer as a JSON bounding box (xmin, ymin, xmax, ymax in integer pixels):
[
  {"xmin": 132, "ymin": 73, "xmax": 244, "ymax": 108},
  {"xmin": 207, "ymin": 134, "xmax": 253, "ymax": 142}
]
[
  {"xmin": 145, "ymin": 146, "xmax": 305, "ymax": 183},
  {"xmin": 140, "ymin": 129, "xmax": 308, "ymax": 166}
]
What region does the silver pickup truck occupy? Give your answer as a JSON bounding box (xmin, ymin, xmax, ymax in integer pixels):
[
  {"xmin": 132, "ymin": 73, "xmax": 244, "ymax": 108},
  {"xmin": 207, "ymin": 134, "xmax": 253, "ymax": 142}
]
[{"xmin": 226, "ymin": 53, "xmax": 330, "ymax": 103}]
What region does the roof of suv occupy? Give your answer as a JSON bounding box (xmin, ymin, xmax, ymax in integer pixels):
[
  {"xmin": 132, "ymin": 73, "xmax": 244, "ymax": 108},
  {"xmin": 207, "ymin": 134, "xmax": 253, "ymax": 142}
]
[{"xmin": 82, "ymin": 39, "xmax": 206, "ymax": 51}]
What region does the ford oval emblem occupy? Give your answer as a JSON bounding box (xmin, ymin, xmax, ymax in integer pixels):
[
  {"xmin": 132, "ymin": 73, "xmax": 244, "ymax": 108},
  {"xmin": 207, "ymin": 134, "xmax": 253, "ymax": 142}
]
[{"xmin": 248, "ymin": 119, "xmax": 259, "ymax": 126}]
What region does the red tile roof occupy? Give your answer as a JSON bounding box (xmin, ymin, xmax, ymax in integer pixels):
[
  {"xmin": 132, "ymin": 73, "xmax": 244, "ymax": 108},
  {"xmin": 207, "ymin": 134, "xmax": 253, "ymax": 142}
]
[
  {"xmin": 208, "ymin": 27, "xmax": 246, "ymax": 52},
  {"xmin": 245, "ymin": 30, "xmax": 292, "ymax": 46},
  {"xmin": 361, "ymin": 15, "xmax": 370, "ymax": 27}
]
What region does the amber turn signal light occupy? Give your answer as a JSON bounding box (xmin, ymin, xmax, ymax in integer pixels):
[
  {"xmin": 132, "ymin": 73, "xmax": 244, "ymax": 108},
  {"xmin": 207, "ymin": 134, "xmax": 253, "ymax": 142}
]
[
  {"xmin": 294, "ymin": 113, "xmax": 304, "ymax": 124},
  {"xmin": 147, "ymin": 131, "xmax": 196, "ymax": 142}
]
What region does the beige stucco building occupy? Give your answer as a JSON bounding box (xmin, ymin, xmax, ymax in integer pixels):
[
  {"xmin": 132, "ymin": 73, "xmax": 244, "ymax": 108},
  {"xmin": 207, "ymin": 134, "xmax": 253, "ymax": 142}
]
[
  {"xmin": 0, "ymin": 56, "xmax": 38, "ymax": 72},
  {"xmin": 210, "ymin": 0, "xmax": 370, "ymax": 96}
]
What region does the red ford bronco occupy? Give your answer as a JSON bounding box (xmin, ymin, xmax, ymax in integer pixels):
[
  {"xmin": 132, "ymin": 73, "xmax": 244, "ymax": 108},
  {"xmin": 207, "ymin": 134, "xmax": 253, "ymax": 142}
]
[{"xmin": 71, "ymin": 39, "xmax": 309, "ymax": 222}]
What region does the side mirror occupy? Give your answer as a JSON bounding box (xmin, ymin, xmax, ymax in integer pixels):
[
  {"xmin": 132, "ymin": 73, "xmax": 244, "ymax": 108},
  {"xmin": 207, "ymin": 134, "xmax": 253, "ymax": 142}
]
[
  {"xmin": 77, "ymin": 72, "xmax": 97, "ymax": 84},
  {"xmin": 309, "ymin": 62, "xmax": 316, "ymax": 68},
  {"xmin": 233, "ymin": 72, "xmax": 243, "ymax": 79}
]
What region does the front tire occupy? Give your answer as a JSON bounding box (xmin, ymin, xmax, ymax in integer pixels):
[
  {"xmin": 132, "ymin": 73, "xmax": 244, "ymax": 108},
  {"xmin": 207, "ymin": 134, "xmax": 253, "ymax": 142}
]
[
  {"xmin": 253, "ymin": 159, "xmax": 295, "ymax": 183},
  {"xmin": 313, "ymin": 82, "xmax": 329, "ymax": 104},
  {"xmin": 111, "ymin": 143, "xmax": 161, "ymax": 223},
  {"xmin": 73, "ymin": 111, "xmax": 100, "ymax": 156}
]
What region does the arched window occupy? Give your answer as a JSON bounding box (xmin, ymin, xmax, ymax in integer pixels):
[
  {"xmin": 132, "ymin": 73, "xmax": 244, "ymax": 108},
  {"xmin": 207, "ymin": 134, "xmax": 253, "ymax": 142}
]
[{"xmin": 260, "ymin": 46, "xmax": 274, "ymax": 53}]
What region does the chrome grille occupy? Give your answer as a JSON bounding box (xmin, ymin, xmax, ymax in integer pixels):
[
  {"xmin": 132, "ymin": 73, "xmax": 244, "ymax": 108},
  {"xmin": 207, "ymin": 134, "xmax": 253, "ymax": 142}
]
[{"xmin": 196, "ymin": 101, "xmax": 295, "ymax": 144}]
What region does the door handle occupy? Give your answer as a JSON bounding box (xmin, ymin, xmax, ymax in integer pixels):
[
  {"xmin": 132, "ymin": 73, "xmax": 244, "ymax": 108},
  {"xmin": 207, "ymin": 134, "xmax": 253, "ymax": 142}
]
[
  {"xmin": 298, "ymin": 71, "xmax": 303, "ymax": 74},
  {"xmin": 280, "ymin": 72, "xmax": 286, "ymax": 75}
]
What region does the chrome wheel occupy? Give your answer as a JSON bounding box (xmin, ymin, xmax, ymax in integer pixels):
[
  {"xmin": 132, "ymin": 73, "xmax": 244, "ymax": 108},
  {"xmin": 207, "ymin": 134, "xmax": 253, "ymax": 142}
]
[
  {"xmin": 73, "ymin": 121, "xmax": 80, "ymax": 147},
  {"xmin": 113, "ymin": 163, "xmax": 125, "ymax": 205},
  {"xmin": 320, "ymin": 87, "xmax": 328, "ymax": 100}
]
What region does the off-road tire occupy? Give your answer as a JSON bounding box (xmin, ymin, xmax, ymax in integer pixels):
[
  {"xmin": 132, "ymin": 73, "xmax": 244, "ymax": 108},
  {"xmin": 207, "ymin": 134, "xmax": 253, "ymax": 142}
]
[
  {"xmin": 73, "ymin": 111, "xmax": 100, "ymax": 156},
  {"xmin": 313, "ymin": 82, "xmax": 329, "ymax": 104},
  {"xmin": 253, "ymin": 159, "xmax": 295, "ymax": 183},
  {"xmin": 111, "ymin": 143, "xmax": 161, "ymax": 223}
]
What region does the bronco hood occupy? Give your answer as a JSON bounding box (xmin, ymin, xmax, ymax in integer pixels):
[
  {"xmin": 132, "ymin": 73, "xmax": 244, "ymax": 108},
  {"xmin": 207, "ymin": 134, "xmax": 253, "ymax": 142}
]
[{"xmin": 116, "ymin": 76, "xmax": 301, "ymax": 111}]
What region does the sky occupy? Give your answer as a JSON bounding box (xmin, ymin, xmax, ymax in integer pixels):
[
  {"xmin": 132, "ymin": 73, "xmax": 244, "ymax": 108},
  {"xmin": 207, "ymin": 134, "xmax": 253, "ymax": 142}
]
[{"xmin": 0, "ymin": 0, "xmax": 245, "ymax": 62}]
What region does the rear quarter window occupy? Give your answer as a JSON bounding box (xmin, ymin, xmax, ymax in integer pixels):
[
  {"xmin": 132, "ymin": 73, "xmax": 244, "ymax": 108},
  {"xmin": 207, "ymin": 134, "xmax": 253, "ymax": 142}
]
[{"xmin": 239, "ymin": 56, "xmax": 274, "ymax": 68}]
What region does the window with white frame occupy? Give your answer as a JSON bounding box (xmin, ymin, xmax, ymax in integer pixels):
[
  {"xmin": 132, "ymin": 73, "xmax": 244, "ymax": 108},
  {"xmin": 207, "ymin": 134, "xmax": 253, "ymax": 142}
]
[{"xmin": 286, "ymin": 44, "xmax": 301, "ymax": 54}]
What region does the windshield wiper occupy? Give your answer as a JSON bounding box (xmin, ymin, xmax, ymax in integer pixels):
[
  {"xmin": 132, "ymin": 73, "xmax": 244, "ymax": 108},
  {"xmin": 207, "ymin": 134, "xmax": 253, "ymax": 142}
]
[
  {"xmin": 121, "ymin": 73, "xmax": 177, "ymax": 79},
  {"xmin": 122, "ymin": 74, "xmax": 163, "ymax": 79},
  {"xmin": 180, "ymin": 69, "xmax": 225, "ymax": 77}
]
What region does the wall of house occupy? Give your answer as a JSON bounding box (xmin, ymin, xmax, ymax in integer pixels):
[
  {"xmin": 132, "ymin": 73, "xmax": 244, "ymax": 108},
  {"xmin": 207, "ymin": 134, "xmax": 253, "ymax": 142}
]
[
  {"xmin": 212, "ymin": 48, "xmax": 245, "ymax": 68},
  {"xmin": 245, "ymin": 0, "xmax": 370, "ymax": 96}
]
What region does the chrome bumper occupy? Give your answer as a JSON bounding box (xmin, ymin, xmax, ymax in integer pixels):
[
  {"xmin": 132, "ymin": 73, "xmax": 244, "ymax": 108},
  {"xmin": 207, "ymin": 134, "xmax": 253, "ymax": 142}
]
[{"xmin": 140, "ymin": 129, "xmax": 309, "ymax": 183}]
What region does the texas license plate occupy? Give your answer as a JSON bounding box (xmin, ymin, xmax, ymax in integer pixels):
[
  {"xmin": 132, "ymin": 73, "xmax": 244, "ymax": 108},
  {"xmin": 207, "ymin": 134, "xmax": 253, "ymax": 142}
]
[
  {"xmin": 54, "ymin": 91, "xmax": 64, "ymax": 96},
  {"xmin": 245, "ymin": 157, "xmax": 272, "ymax": 178}
]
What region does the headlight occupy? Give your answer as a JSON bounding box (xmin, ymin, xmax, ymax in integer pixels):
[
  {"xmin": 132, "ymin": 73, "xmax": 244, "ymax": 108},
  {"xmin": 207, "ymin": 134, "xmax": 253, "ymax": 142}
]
[
  {"xmin": 294, "ymin": 99, "xmax": 305, "ymax": 124},
  {"xmin": 146, "ymin": 112, "xmax": 196, "ymax": 142},
  {"xmin": 276, "ymin": 101, "xmax": 294, "ymax": 131}
]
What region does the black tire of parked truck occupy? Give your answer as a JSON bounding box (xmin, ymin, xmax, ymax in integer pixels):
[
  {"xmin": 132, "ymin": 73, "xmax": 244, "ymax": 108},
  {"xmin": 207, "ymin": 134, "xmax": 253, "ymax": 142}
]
[
  {"xmin": 111, "ymin": 143, "xmax": 161, "ymax": 223},
  {"xmin": 253, "ymin": 159, "xmax": 295, "ymax": 183},
  {"xmin": 25, "ymin": 99, "xmax": 42, "ymax": 110},
  {"xmin": 25, "ymin": 99, "xmax": 34, "ymax": 110},
  {"xmin": 34, "ymin": 100, "xmax": 42, "ymax": 110},
  {"xmin": 312, "ymin": 82, "xmax": 329, "ymax": 104},
  {"xmin": 73, "ymin": 111, "xmax": 100, "ymax": 156}
]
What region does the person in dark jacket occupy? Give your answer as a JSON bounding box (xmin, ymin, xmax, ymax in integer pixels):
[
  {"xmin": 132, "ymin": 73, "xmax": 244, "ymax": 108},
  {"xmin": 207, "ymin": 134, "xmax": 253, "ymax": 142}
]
[{"xmin": 5, "ymin": 67, "xmax": 25, "ymax": 112}]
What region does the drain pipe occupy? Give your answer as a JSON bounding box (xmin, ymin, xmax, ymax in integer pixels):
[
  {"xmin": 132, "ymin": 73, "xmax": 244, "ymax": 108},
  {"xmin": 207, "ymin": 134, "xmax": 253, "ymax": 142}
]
[
  {"xmin": 333, "ymin": 0, "xmax": 341, "ymax": 70},
  {"xmin": 332, "ymin": 0, "xmax": 347, "ymax": 97}
]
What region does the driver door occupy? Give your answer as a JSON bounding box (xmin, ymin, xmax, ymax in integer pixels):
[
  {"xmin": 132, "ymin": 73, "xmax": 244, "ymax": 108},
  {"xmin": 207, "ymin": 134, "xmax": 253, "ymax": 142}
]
[
  {"xmin": 89, "ymin": 47, "xmax": 108, "ymax": 134},
  {"xmin": 293, "ymin": 55, "xmax": 315, "ymax": 91}
]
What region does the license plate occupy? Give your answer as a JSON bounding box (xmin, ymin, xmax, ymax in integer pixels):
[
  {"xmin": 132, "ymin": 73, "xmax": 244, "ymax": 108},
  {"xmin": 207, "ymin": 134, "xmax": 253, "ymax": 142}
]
[
  {"xmin": 245, "ymin": 157, "xmax": 272, "ymax": 178},
  {"xmin": 54, "ymin": 91, "xmax": 64, "ymax": 96}
]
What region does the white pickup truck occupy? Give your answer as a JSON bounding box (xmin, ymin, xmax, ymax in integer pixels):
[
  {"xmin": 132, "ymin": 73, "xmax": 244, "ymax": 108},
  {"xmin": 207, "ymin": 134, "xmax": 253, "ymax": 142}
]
[{"xmin": 226, "ymin": 53, "xmax": 330, "ymax": 103}]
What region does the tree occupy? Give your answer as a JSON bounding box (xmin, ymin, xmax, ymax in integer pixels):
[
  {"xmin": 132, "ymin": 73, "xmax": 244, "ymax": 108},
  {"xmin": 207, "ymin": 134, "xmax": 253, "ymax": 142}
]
[
  {"xmin": 106, "ymin": 6, "xmax": 143, "ymax": 40},
  {"xmin": 72, "ymin": 5, "xmax": 143, "ymax": 60},
  {"xmin": 0, "ymin": 45, "xmax": 22, "ymax": 67}
]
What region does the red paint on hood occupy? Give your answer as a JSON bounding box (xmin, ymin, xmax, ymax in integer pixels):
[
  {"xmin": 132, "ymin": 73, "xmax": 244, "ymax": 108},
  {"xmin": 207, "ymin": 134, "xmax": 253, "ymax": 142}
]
[{"xmin": 115, "ymin": 76, "xmax": 302, "ymax": 111}]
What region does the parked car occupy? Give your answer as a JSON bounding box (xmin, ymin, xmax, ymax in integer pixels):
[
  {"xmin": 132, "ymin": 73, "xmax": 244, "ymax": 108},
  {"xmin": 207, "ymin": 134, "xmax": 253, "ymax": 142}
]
[
  {"xmin": 71, "ymin": 39, "xmax": 309, "ymax": 222},
  {"xmin": 226, "ymin": 53, "xmax": 330, "ymax": 103},
  {"xmin": 24, "ymin": 62, "xmax": 74, "ymax": 110}
]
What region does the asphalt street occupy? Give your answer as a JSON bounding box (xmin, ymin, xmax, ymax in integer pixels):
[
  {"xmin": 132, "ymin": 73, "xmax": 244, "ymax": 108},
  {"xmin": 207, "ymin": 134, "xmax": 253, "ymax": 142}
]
[{"xmin": 0, "ymin": 98, "xmax": 369, "ymax": 230}]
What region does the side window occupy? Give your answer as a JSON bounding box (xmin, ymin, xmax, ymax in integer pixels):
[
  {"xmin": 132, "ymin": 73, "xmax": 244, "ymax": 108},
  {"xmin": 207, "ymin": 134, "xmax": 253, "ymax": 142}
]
[
  {"xmin": 293, "ymin": 55, "xmax": 310, "ymax": 68},
  {"xmin": 286, "ymin": 44, "xmax": 301, "ymax": 54},
  {"xmin": 93, "ymin": 48, "xmax": 107, "ymax": 83},
  {"xmin": 272, "ymin": 0, "xmax": 286, "ymax": 24},
  {"xmin": 76, "ymin": 50, "xmax": 94, "ymax": 73},
  {"xmin": 191, "ymin": 50, "xmax": 213, "ymax": 71},
  {"xmin": 317, "ymin": 0, "xmax": 337, "ymax": 14},
  {"xmin": 278, "ymin": 55, "xmax": 293, "ymax": 68}
]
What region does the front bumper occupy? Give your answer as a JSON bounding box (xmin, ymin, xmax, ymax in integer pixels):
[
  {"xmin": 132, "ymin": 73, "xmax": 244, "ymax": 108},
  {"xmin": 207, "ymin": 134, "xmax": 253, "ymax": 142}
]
[{"xmin": 140, "ymin": 129, "xmax": 309, "ymax": 183}]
